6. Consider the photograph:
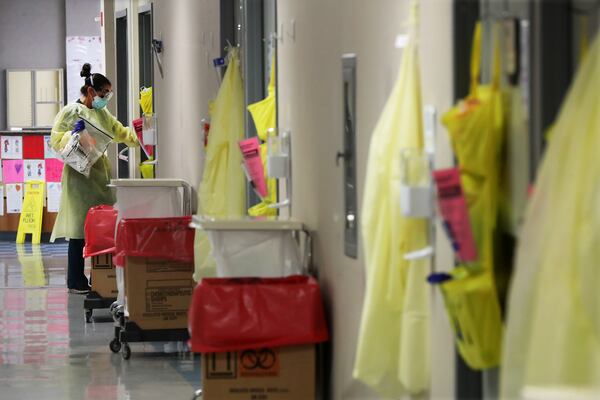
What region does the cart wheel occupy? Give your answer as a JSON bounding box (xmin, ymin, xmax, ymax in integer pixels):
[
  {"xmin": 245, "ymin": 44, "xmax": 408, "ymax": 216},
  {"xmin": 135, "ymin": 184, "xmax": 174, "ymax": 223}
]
[
  {"xmin": 122, "ymin": 344, "xmax": 131, "ymax": 360},
  {"xmin": 109, "ymin": 338, "xmax": 121, "ymax": 353},
  {"xmin": 85, "ymin": 309, "xmax": 93, "ymax": 323}
]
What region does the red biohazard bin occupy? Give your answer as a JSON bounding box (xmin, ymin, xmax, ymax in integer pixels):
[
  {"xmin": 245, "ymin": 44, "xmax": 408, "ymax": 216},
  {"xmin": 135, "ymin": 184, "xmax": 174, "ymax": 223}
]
[
  {"xmin": 113, "ymin": 216, "xmax": 194, "ymax": 266},
  {"xmin": 189, "ymin": 275, "xmax": 329, "ymax": 353},
  {"xmin": 113, "ymin": 216, "xmax": 195, "ymax": 331},
  {"xmin": 83, "ymin": 205, "xmax": 118, "ymax": 258}
]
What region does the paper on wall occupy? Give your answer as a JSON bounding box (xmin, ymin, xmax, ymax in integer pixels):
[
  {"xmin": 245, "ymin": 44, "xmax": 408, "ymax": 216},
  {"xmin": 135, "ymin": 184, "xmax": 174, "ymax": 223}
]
[
  {"xmin": 47, "ymin": 182, "xmax": 61, "ymax": 213},
  {"xmin": 2, "ymin": 160, "xmax": 24, "ymax": 183},
  {"xmin": 44, "ymin": 136, "xmax": 59, "ymax": 159},
  {"xmin": 66, "ymin": 36, "xmax": 104, "ymax": 103},
  {"xmin": 6, "ymin": 183, "xmax": 23, "ymax": 214},
  {"xmin": 0, "ymin": 185, "xmax": 4, "ymax": 216},
  {"xmin": 24, "ymin": 160, "xmax": 45, "ymax": 182},
  {"xmin": 45, "ymin": 159, "xmax": 64, "ymax": 183},
  {"xmin": 1, "ymin": 136, "xmax": 23, "ymax": 159}
]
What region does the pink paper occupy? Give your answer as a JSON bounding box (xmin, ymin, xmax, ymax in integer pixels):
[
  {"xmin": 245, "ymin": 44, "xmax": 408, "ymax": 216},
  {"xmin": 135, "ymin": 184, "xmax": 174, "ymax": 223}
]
[
  {"xmin": 239, "ymin": 137, "xmax": 268, "ymax": 198},
  {"xmin": 433, "ymin": 168, "xmax": 478, "ymax": 263},
  {"xmin": 2, "ymin": 160, "xmax": 24, "ymax": 183},
  {"xmin": 45, "ymin": 159, "xmax": 64, "ymax": 183}
]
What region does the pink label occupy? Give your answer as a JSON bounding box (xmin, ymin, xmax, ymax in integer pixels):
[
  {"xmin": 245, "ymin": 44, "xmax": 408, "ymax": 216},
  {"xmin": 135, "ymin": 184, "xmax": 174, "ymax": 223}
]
[
  {"xmin": 433, "ymin": 168, "xmax": 478, "ymax": 263},
  {"xmin": 239, "ymin": 137, "xmax": 268, "ymax": 198}
]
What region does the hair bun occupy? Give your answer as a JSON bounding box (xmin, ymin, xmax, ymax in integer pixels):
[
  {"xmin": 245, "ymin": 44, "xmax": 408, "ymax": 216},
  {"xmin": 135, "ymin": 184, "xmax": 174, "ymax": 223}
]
[{"xmin": 80, "ymin": 63, "xmax": 92, "ymax": 78}]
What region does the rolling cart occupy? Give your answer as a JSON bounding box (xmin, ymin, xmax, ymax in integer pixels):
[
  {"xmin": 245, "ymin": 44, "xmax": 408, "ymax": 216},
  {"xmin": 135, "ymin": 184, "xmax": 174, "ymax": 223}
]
[
  {"xmin": 84, "ymin": 292, "xmax": 117, "ymax": 323},
  {"xmin": 106, "ymin": 179, "xmax": 193, "ymax": 360}
]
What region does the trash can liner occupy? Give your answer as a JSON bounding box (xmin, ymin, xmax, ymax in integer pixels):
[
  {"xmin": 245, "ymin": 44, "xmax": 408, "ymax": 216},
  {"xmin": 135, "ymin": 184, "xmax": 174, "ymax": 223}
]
[
  {"xmin": 113, "ymin": 216, "xmax": 194, "ymax": 265},
  {"xmin": 83, "ymin": 205, "xmax": 118, "ymax": 258},
  {"xmin": 189, "ymin": 276, "xmax": 329, "ymax": 353}
]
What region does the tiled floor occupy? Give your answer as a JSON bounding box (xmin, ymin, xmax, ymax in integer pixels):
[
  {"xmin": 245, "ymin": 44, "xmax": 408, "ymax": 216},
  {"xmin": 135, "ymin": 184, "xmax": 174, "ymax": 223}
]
[{"xmin": 0, "ymin": 241, "xmax": 201, "ymax": 400}]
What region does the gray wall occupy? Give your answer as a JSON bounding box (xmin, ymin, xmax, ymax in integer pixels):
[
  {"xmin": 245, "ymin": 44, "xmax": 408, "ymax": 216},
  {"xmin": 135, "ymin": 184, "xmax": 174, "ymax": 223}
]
[
  {"xmin": 66, "ymin": 0, "xmax": 101, "ymax": 37},
  {"xmin": 0, "ymin": 0, "xmax": 67, "ymax": 129}
]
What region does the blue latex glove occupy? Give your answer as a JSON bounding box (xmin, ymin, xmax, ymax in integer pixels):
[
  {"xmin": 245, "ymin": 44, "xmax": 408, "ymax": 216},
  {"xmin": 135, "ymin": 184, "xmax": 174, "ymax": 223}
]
[{"xmin": 72, "ymin": 119, "xmax": 85, "ymax": 134}]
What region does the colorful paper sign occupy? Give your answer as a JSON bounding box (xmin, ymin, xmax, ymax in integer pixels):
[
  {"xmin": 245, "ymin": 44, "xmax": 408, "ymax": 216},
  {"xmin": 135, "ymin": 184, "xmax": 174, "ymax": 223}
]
[
  {"xmin": 45, "ymin": 159, "xmax": 64, "ymax": 183},
  {"xmin": 433, "ymin": 168, "xmax": 478, "ymax": 263},
  {"xmin": 24, "ymin": 160, "xmax": 45, "ymax": 182},
  {"xmin": 23, "ymin": 136, "xmax": 45, "ymax": 159},
  {"xmin": 2, "ymin": 160, "xmax": 24, "ymax": 183},
  {"xmin": 0, "ymin": 185, "xmax": 4, "ymax": 216},
  {"xmin": 6, "ymin": 183, "xmax": 23, "ymax": 214},
  {"xmin": 1, "ymin": 136, "xmax": 23, "ymax": 159},
  {"xmin": 47, "ymin": 183, "xmax": 62, "ymax": 213},
  {"xmin": 44, "ymin": 136, "xmax": 59, "ymax": 159}
]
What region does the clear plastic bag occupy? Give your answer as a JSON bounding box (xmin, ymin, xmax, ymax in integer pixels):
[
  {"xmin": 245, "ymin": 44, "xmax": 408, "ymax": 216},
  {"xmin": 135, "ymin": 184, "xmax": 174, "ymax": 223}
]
[{"xmin": 59, "ymin": 119, "xmax": 113, "ymax": 177}]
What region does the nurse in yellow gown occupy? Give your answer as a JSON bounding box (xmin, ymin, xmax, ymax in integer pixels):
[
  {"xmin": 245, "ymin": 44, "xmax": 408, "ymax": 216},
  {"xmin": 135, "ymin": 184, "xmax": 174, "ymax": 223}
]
[{"xmin": 50, "ymin": 63, "xmax": 138, "ymax": 293}]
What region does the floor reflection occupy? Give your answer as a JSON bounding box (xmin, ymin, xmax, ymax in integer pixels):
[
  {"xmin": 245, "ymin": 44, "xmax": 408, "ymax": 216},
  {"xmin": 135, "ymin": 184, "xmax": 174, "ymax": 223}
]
[
  {"xmin": 0, "ymin": 241, "xmax": 199, "ymax": 399},
  {"xmin": 0, "ymin": 288, "xmax": 69, "ymax": 366},
  {"xmin": 0, "ymin": 242, "xmax": 68, "ymax": 289}
]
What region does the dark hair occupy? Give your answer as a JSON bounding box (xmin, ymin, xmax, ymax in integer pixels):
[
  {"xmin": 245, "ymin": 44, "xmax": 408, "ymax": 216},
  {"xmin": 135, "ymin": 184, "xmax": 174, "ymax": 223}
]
[{"xmin": 79, "ymin": 63, "xmax": 111, "ymax": 95}]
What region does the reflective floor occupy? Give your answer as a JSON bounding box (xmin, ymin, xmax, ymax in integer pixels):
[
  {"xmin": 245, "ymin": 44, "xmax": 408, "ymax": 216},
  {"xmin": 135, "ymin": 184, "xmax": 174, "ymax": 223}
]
[{"xmin": 0, "ymin": 242, "xmax": 200, "ymax": 400}]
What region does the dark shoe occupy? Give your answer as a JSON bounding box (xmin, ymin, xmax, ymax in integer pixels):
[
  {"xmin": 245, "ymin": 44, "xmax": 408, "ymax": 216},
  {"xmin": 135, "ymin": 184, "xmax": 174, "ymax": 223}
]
[{"xmin": 68, "ymin": 286, "xmax": 91, "ymax": 294}]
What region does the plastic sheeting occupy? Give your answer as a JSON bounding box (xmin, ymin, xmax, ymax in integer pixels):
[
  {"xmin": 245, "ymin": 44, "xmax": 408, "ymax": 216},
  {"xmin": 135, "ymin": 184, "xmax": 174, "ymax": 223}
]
[
  {"xmin": 82, "ymin": 205, "xmax": 117, "ymax": 258},
  {"xmin": 189, "ymin": 276, "xmax": 328, "ymax": 353},
  {"xmin": 113, "ymin": 216, "xmax": 194, "ymax": 266},
  {"xmin": 206, "ymin": 230, "xmax": 302, "ymax": 277},
  {"xmin": 353, "ymin": 3, "xmax": 430, "ymax": 395},
  {"xmin": 501, "ymin": 34, "xmax": 600, "ymax": 399}
]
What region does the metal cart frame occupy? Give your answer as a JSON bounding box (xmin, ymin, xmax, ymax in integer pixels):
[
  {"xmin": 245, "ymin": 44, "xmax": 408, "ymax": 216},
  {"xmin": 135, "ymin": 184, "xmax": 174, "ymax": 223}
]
[
  {"xmin": 83, "ymin": 291, "xmax": 117, "ymax": 323},
  {"xmin": 107, "ymin": 179, "xmax": 193, "ymax": 360}
]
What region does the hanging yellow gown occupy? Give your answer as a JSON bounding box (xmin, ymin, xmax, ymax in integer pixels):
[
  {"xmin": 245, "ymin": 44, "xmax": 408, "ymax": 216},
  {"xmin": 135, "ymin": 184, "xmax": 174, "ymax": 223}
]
[
  {"xmin": 247, "ymin": 56, "xmax": 278, "ymax": 217},
  {"xmin": 437, "ymin": 22, "xmax": 505, "ymax": 370},
  {"xmin": 501, "ymin": 33, "xmax": 600, "ymax": 399},
  {"xmin": 353, "ymin": 4, "xmax": 430, "ymax": 395},
  {"xmin": 194, "ymin": 48, "xmax": 246, "ymax": 280}
]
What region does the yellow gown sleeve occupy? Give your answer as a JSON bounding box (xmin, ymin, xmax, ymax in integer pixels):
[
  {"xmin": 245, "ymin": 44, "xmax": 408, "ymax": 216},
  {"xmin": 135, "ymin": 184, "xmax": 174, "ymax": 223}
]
[
  {"xmin": 102, "ymin": 109, "xmax": 140, "ymax": 147},
  {"xmin": 50, "ymin": 104, "xmax": 79, "ymax": 152}
]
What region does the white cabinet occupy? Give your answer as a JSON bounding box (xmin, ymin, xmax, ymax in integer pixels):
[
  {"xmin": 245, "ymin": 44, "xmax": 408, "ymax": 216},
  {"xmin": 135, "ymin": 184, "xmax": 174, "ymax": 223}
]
[{"xmin": 6, "ymin": 69, "xmax": 64, "ymax": 129}]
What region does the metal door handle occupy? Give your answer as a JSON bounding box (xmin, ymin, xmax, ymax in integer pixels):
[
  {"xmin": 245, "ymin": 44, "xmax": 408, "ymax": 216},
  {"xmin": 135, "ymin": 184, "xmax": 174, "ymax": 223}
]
[{"xmin": 336, "ymin": 151, "xmax": 348, "ymax": 166}]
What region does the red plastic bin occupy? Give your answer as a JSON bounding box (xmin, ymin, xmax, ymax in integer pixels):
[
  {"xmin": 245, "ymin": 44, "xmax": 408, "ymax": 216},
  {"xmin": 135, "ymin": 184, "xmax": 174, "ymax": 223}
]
[
  {"xmin": 189, "ymin": 276, "xmax": 329, "ymax": 353},
  {"xmin": 113, "ymin": 216, "xmax": 194, "ymax": 266},
  {"xmin": 83, "ymin": 205, "xmax": 118, "ymax": 258}
]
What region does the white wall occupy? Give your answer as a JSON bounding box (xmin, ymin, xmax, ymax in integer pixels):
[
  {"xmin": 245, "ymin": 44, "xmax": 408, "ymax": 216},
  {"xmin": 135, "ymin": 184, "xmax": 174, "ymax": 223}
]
[
  {"xmin": 152, "ymin": 0, "xmax": 219, "ymax": 195},
  {"xmin": 277, "ymin": 0, "xmax": 455, "ymax": 398}
]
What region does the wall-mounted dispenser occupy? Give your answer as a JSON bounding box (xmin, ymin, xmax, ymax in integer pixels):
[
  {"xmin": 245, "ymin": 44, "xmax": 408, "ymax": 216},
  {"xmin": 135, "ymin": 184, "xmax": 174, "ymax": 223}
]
[
  {"xmin": 399, "ymin": 148, "xmax": 433, "ymax": 218},
  {"xmin": 267, "ymin": 129, "xmax": 292, "ymax": 210},
  {"xmin": 267, "ymin": 129, "xmax": 291, "ymax": 179}
]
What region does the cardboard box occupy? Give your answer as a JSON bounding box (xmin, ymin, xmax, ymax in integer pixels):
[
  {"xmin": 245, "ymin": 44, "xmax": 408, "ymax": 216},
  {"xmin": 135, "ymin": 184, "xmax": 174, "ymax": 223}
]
[
  {"xmin": 124, "ymin": 256, "xmax": 194, "ymax": 330},
  {"xmin": 91, "ymin": 254, "xmax": 118, "ymax": 299},
  {"xmin": 203, "ymin": 345, "xmax": 315, "ymax": 400}
]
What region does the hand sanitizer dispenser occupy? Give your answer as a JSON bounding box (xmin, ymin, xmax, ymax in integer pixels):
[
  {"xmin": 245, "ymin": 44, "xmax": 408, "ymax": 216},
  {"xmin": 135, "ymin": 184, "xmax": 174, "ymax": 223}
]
[
  {"xmin": 399, "ymin": 148, "xmax": 433, "ymax": 218},
  {"xmin": 267, "ymin": 129, "xmax": 291, "ymax": 179}
]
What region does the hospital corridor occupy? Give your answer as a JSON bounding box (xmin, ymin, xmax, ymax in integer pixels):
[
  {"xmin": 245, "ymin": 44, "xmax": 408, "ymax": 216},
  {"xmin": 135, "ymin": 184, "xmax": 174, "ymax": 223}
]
[{"xmin": 0, "ymin": 0, "xmax": 598, "ymax": 399}]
